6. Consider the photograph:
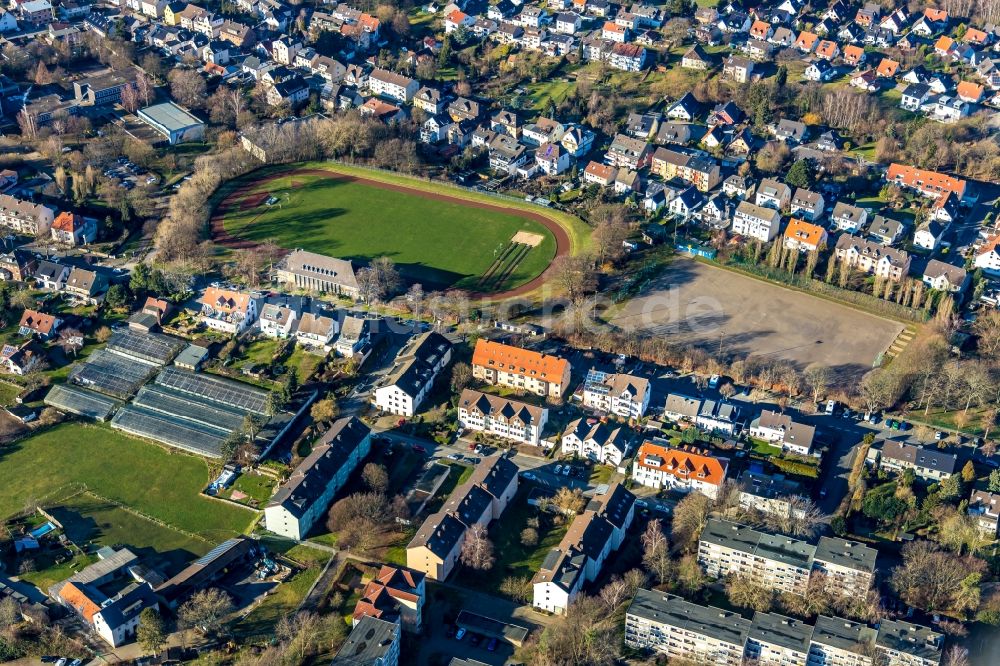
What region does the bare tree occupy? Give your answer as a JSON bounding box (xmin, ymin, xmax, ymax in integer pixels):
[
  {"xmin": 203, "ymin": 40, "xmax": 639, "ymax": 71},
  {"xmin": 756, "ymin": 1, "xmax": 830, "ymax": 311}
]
[
  {"xmin": 551, "ymin": 255, "xmax": 597, "ymax": 304},
  {"xmin": 804, "ymin": 364, "xmax": 831, "ymax": 404},
  {"xmin": 177, "ymin": 588, "xmax": 234, "ymax": 637},
  {"xmin": 641, "ymin": 519, "xmax": 672, "ymax": 586},
  {"xmin": 460, "ymin": 524, "xmax": 495, "ymax": 570},
  {"xmin": 135, "ymin": 70, "xmax": 154, "ymax": 106},
  {"xmin": 499, "ymin": 575, "xmax": 533, "ymax": 603},
  {"xmin": 120, "ymin": 83, "xmax": 140, "ymax": 113},
  {"xmin": 599, "ymin": 575, "xmax": 631, "ymax": 611},
  {"xmin": 168, "ymin": 69, "xmax": 208, "ymax": 109},
  {"xmin": 726, "ymin": 574, "xmax": 773, "ymax": 612},
  {"xmin": 549, "ymin": 486, "xmax": 586, "ymax": 515},
  {"xmin": 672, "ymin": 492, "xmax": 713, "ymax": 550},
  {"xmin": 361, "ymin": 463, "xmax": 389, "ymax": 494}
]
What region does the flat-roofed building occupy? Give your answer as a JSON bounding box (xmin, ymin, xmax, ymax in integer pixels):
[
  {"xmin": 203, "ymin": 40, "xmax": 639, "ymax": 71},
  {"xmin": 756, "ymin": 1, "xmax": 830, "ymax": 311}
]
[
  {"xmin": 808, "ymin": 615, "xmax": 877, "ymax": 666},
  {"xmin": 747, "ymin": 612, "xmax": 813, "ymax": 666},
  {"xmin": 625, "ymin": 589, "xmax": 751, "ymax": 666},
  {"xmin": 875, "ymin": 619, "xmax": 943, "ymax": 666},
  {"xmin": 138, "ymin": 102, "xmax": 205, "ymax": 144},
  {"xmin": 812, "ymin": 537, "xmax": 877, "ymax": 596},
  {"xmin": 264, "ymin": 417, "xmax": 371, "ymax": 539},
  {"xmin": 699, "ymin": 519, "xmax": 876, "ymax": 598},
  {"xmin": 699, "ymin": 519, "xmax": 813, "ymax": 595}
]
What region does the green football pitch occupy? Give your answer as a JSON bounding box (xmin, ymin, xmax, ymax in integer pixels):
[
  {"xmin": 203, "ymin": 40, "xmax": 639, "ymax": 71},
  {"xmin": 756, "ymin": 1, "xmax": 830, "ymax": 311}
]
[{"xmin": 219, "ymin": 170, "xmax": 560, "ymax": 292}]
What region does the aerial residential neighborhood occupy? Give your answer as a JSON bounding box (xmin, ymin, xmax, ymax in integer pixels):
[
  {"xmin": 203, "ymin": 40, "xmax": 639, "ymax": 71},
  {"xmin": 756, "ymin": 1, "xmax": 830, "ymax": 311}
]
[{"xmin": 1, "ymin": 0, "xmax": 1000, "ymax": 663}]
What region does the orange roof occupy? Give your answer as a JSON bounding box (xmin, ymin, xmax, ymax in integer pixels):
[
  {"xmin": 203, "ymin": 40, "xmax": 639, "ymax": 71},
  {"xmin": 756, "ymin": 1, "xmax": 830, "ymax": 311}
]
[
  {"xmin": 887, "ymin": 163, "xmax": 967, "ymax": 198},
  {"xmin": 964, "ymin": 28, "xmax": 989, "ymax": 44},
  {"xmin": 59, "ymin": 582, "xmax": 101, "ymax": 622},
  {"xmin": 875, "ymin": 58, "xmax": 899, "ymax": 77},
  {"xmin": 816, "ymin": 40, "xmax": 838, "ymax": 57},
  {"xmin": 935, "ymin": 35, "xmax": 955, "ymax": 51},
  {"xmin": 635, "ymin": 441, "xmax": 727, "ymax": 486},
  {"xmin": 957, "ymin": 80, "xmax": 984, "ymax": 101},
  {"xmin": 19, "ymin": 308, "xmax": 57, "ymax": 334},
  {"xmin": 784, "ymin": 219, "xmax": 827, "ymax": 247},
  {"xmin": 359, "ymin": 12, "xmax": 380, "ymax": 32},
  {"xmin": 843, "ymin": 44, "xmax": 864, "ymax": 62},
  {"xmin": 978, "ymin": 235, "xmax": 1000, "ymax": 258},
  {"xmin": 585, "ymin": 161, "xmax": 616, "ymax": 180},
  {"xmin": 603, "ymin": 21, "xmax": 625, "ymax": 33},
  {"xmin": 923, "ymin": 8, "xmax": 948, "ymax": 22},
  {"xmin": 200, "ymin": 287, "xmax": 250, "ymax": 314},
  {"xmin": 445, "ymin": 10, "xmax": 467, "ymax": 23},
  {"xmin": 750, "ymin": 20, "xmax": 771, "ymax": 38},
  {"xmin": 472, "ymin": 339, "xmax": 568, "ymax": 382},
  {"xmin": 353, "ymin": 565, "xmax": 423, "ymax": 624},
  {"xmin": 52, "ymin": 211, "xmax": 84, "ymax": 233},
  {"xmin": 795, "ymin": 31, "xmax": 818, "ymax": 49}
]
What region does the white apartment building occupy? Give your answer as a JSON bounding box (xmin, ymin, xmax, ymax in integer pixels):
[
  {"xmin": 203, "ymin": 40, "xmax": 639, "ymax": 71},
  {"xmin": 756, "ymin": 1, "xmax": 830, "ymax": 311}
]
[
  {"xmin": 372, "ymin": 332, "xmax": 452, "ymax": 417},
  {"xmin": 561, "ymin": 418, "xmax": 631, "ymax": 466},
  {"xmin": 699, "ymin": 519, "xmax": 877, "ymax": 598},
  {"xmin": 457, "ymin": 389, "xmax": 548, "ymax": 446},
  {"xmin": 834, "ymin": 235, "xmax": 911, "ymax": 281},
  {"xmin": 750, "ymin": 409, "xmax": 816, "ymax": 456},
  {"xmin": 368, "ymin": 68, "xmax": 419, "ymax": 103},
  {"xmin": 625, "ymin": 589, "xmax": 751, "ymax": 666},
  {"xmin": 580, "ymin": 369, "xmax": 650, "ymax": 419},
  {"xmin": 699, "ymin": 519, "xmax": 814, "ymax": 596},
  {"xmin": 732, "ymin": 200, "xmax": 782, "ymax": 242},
  {"xmin": 747, "ymin": 612, "xmax": 813, "ymax": 666},
  {"xmin": 533, "ymin": 484, "xmax": 635, "ymax": 614},
  {"xmin": 632, "ymin": 440, "xmax": 728, "ymax": 498}
]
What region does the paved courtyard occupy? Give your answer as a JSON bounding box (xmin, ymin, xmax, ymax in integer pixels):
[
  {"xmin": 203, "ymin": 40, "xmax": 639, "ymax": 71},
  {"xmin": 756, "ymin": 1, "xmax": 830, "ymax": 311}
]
[{"xmin": 609, "ymin": 259, "xmax": 904, "ymax": 380}]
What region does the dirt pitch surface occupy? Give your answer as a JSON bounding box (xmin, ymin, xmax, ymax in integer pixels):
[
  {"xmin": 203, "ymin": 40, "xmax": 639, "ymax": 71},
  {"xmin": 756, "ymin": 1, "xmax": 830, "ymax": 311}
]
[
  {"xmin": 610, "ymin": 259, "xmax": 904, "ymax": 380},
  {"xmin": 210, "ymin": 167, "xmax": 571, "ymax": 299}
]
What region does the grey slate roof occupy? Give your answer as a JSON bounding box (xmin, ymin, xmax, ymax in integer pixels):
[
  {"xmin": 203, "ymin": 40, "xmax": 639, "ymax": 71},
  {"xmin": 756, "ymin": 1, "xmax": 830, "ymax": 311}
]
[{"xmin": 268, "ymin": 416, "xmax": 371, "ymax": 518}]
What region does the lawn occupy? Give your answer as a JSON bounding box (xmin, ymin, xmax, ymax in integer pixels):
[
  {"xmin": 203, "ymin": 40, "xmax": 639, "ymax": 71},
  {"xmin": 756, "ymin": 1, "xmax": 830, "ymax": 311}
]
[
  {"xmin": 45, "ymin": 491, "xmax": 214, "ymax": 576},
  {"xmin": 218, "ymin": 471, "xmax": 276, "ymax": 508},
  {"xmin": 453, "ymin": 490, "xmax": 568, "ymax": 596},
  {"xmin": 0, "ymin": 423, "xmax": 255, "ymax": 540},
  {"xmin": 220, "ymin": 170, "xmax": 558, "ymax": 292}
]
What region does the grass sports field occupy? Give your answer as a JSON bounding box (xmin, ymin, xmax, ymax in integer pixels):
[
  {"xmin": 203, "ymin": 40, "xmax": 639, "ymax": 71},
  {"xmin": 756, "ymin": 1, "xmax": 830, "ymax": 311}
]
[
  {"xmin": 0, "ymin": 423, "xmax": 255, "ymax": 540},
  {"xmin": 216, "ymin": 166, "xmax": 568, "ymax": 293}
]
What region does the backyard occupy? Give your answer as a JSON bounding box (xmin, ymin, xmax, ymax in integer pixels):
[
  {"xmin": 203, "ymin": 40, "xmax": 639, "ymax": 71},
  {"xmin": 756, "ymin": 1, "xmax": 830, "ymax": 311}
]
[{"xmin": 453, "ymin": 490, "xmax": 568, "ymax": 597}]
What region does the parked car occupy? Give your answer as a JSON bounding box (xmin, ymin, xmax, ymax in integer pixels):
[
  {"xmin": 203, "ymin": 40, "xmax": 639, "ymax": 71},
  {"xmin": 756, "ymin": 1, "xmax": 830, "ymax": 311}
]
[
  {"xmin": 709, "ymin": 374, "xmax": 720, "ymax": 388},
  {"xmin": 487, "ymin": 637, "xmax": 498, "ymax": 652},
  {"xmin": 935, "ymin": 431, "xmax": 945, "ymax": 440},
  {"xmin": 455, "ymin": 628, "xmax": 467, "ymax": 641},
  {"xmin": 469, "ymin": 633, "xmax": 481, "ymax": 647},
  {"xmin": 825, "ymin": 400, "xmax": 837, "ymax": 415},
  {"xmin": 554, "ymin": 464, "xmax": 563, "ymax": 475},
  {"xmin": 412, "ymin": 444, "xmax": 427, "ymax": 454}
]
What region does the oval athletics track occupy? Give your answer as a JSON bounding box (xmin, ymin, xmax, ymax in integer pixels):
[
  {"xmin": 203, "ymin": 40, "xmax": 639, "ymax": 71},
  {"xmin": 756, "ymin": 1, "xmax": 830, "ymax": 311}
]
[{"xmin": 210, "ymin": 167, "xmax": 572, "ymax": 299}]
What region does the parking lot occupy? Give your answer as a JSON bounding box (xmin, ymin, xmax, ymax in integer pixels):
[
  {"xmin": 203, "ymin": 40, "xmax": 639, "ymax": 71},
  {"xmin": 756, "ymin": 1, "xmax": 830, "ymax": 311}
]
[
  {"xmin": 610, "ymin": 259, "xmax": 903, "ymax": 380},
  {"xmin": 102, "ymin": 156, "xmax": 158, "ymax": 191}
]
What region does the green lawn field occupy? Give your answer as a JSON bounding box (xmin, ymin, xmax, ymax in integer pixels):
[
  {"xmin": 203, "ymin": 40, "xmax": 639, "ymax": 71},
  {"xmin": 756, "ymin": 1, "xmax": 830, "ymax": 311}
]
[
  {"xmin": 220, "ymin": 172, "xmax": 558, "ymax": 292},
  {"xmin": 0, "ymin": 423, "xmax": 255, "ymax": 540}
]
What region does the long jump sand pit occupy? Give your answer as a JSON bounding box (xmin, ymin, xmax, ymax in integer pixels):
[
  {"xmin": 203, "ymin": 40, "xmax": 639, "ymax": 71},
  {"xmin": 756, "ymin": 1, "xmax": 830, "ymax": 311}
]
[{"xmin": 610, "ymin": 259, "xmax": 904, "ymax": 380}]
